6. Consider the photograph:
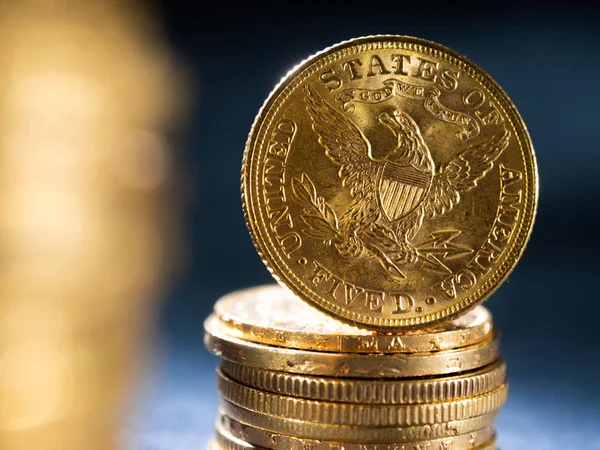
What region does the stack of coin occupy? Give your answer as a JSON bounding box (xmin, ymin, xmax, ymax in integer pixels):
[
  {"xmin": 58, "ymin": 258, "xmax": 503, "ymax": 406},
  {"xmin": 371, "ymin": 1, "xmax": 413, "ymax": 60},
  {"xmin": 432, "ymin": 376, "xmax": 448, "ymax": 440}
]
[
  {"xmin": 205, "ymin": 34, "xmax": 537, "ymax": 450},
  {"xmin": 205, "ymin": 285, "xmax": 505, "ymax": 450}
]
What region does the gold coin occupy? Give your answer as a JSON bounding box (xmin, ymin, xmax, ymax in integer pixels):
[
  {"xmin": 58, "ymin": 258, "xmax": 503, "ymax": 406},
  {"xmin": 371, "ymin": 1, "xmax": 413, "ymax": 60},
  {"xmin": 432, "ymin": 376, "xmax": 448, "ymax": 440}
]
[
  {"xmin": 241, "ymin": 35, "xmax": 538, "ymax": 330},
  {"xmin": 219, "ymin": 399, "xmax": 498, "ymax": 441},
  {"xmin": 216, "ymin": 285, "xmax": 492, "ymax": 353},
  {"xmin": 480, "ymin": 442, "xmax": 496, "ymax": 450},
  {"xmin": 213, "ymin": 441, "xmax": 497, "ymax": 450},
  {"xmin": 218, "ymin": 415, "xmax": 495, "ymax": 450},
  {"xmin": 220, "ymin": 359, "xmax": 505, "ymax": 404},
  {"xmin": 212, "ymin": 439, "xmax": 497, "ymax": 450},
  {"xmin": 218, "ymin": 370, "xmax": 507, "ymax": 427},
  {"xmin": 214, "ymin": 426, "xmax": 257, "ymax": 450},
  {"xmin": 205, "ymin": 315, "xmax": 499, "ymax": 378}
]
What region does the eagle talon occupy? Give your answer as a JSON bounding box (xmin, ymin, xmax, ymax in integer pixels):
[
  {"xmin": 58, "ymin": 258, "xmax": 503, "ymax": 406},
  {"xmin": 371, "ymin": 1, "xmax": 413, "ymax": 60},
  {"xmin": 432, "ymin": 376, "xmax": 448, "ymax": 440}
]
[
  {"xmin": 335, "ymin": 235, "xmax": 362, "ymax": 257},
  {"xmin": 387, "ymin": 242, "xmax": 418, "ymax": 265}
]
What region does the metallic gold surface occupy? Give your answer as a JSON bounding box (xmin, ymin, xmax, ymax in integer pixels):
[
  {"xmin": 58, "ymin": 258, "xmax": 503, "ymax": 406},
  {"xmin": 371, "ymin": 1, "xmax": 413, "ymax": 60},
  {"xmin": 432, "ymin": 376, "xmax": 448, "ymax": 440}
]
[
  {"xmin": 219, "ymin": 399, "xmax": 498, "ymax": 441},
  {"xmin": 216, "ymin": 285, "xmax": 492, "ymax": 353},
  {"xmin": 205, "ymin": 315, "xmax": 500, "ymax": 378},
  {"xmin": 241, "ymin": 35, "xmax": 537, "ymax": 330},
  {"xmin": 218, "ymin": 416, "xmax": 495, "ymax": 450},
  {"xmin": 212, "ymin": 439, "xmax": 497, "ymax": 450},
  {"xmin": 218, "ymin": 370, "xmax": 507, "ymax": 427},
  {"xmin": 215, "ymin": 425, "xmax": 263, "ymax": 450},
  {"xmin": 220, "ymin": 359, "xmax": 506, "ymax": 404}
]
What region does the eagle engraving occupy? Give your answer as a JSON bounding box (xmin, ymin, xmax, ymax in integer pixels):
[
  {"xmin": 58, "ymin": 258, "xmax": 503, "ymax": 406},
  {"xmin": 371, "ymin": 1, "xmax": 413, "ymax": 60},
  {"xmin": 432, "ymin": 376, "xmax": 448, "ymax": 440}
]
[{"xmin": 291, "ymin": 86, "xmax": 511, "ymax": 280}]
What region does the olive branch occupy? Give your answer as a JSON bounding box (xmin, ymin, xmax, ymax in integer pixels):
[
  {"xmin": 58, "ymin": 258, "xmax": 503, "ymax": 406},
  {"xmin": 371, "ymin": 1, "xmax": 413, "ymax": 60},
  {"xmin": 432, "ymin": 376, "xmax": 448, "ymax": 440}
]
[{"xmin": 291, "ymin": 174, "xmax": 341, "ymax": 244}]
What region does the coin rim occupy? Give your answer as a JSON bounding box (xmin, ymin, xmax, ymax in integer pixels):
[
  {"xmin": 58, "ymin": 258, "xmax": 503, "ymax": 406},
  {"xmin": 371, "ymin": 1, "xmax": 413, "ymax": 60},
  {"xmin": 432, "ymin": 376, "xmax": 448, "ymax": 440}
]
[
  {"xmin": 215, "ymin": 285, "xmax": 493, "ymax": 353},
  {"xmin": 217, "ymin": 370, "xmax": 508, "ymax": 426},
  {"xmin": 241, "ymin": 34, "xmax": 538, "ymax": 330},
  {"xmin": 205, "ymin": 314, "xmax": 500, "ymax": 378},
  {"xmin": 219, "ymin": 399, "xmax": 499, "ymax": 441},
  {"xmin": 220, "ymin": 359, "xmax": 506, "ymax": 404},
  {"xmin": 216, "ymin": 417, "xmax": 495, "ymax": 450}
]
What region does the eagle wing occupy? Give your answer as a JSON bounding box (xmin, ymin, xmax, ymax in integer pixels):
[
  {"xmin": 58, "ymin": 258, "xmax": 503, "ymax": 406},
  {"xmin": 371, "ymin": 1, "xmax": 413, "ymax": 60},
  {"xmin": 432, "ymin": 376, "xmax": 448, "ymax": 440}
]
[
  {"xmin": 422, "ymin": 128, "xmax": 511, "ymax": 217},
  {"xmin": 304, "ymin": 86, "xmax": 376, "ymax": 198}
]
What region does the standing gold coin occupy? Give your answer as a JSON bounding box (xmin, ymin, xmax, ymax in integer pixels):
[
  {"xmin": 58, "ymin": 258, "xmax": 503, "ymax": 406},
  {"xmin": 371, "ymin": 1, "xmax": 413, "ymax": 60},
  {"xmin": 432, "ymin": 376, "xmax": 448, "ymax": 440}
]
[
  {"xmin": 218, "ymin": 415, "xmax": 495, "ymax": 450},
  {"xmin": 220, "ymin": 359, "xmax": 506, "ymax": 404},
  {"xmin": 242, "ymin": 35, "xmax": 538, "ymax": 330},
  {"xmin": 205, "ymin": 315, "xmax": 499, "ymax": 378},
  {"xmin": 216, "ymin": 284, "xmax": 492, "ymax": 353}
]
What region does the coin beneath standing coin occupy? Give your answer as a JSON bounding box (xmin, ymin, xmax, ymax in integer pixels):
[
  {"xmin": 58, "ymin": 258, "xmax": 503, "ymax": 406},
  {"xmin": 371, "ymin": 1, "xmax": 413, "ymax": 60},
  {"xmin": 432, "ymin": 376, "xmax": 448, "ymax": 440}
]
[
  {"xmin": 242, "ymin": 35, "xmax": 538, "ymax": 330},
  {"xmin": 217, "ymin": 415, "xmax": 495, "ymax": 450},
  {"xmin": 217, "ymin": 369, "xmax": 508, "ymax": 426},
  {"xmin": 219, "ymin": 359, "xmax": 506, "ymax": 404},
  {"xmin": 219, "ymin": 399, "xmax": 499, "ymax": 441},
  {"xmin": 204, "ymin": 315, "xmax": 499, "ymax": 378},
  {"xmin": 215, "ymin": 284, "xmax": 492, "ymax": 353}
]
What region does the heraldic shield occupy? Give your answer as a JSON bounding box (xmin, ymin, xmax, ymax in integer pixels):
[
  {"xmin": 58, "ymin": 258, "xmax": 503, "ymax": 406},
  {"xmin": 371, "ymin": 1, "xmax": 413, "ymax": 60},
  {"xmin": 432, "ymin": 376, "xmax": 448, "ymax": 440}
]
[{"xmin": 378, "ymin": 162, "xmax": 432, "ymax": 222}]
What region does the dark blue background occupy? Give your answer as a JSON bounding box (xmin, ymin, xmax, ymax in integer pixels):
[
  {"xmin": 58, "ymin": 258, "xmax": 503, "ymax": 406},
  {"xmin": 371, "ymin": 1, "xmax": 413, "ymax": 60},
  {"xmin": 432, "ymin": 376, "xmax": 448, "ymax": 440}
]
[{"xmin": 128, "ymin": 2, "xmax": 600, "ymax": 449}]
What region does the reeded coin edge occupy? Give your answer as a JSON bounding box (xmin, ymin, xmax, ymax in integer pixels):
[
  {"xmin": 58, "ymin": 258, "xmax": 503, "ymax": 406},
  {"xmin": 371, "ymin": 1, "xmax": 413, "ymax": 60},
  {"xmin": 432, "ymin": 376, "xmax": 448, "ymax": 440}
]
[
  {"xmin": 241, "ymin": 34, "xmax": 538, "ymax": 330},
  {"xmin": 220, "ymin": 359, "xmax": 506, "ymax": 404},
  {"xmin": 216, "ymin": 417, "xmax": 495, "ymax": 450},
  {"xmin": 218, "ymin": 370, "xmax": 508, "ymax": 426},
  {"xmin": 219, "ymin": 398, "xmax": 499, "ymax": 441}
]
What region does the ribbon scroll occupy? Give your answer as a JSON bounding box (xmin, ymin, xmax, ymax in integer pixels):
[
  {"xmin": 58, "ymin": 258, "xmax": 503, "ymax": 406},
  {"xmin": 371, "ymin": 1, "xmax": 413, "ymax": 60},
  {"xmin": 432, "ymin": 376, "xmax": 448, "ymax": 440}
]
[{"xmin": 335, "ymin": 79, "xmax": 480, "ymax": 140}]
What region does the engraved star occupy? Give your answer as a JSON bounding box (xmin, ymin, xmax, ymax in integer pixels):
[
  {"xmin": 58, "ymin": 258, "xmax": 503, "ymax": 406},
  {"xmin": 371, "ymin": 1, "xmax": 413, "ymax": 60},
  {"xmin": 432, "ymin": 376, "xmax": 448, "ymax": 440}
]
[
  {"xmin": 337, "ymin": 363, "xmax": 350, "ymax": 375},
  {"xmin": 250, "ymin": 328, "xmax": 264, "ymax": 339},
  {"xmin": 469, "ymin": 432, "xmax": 477, "ymax": 445},
  {"xmin": 313, "ymin": 336, "xmax": 328, "ymax": 349},
  {"xmin": 429, "ymin": 336, "xmax": 443, "ymax": 351},
  {"xmin": 275, "ymin": 330, "xmax": 287, "ymax": 342}
]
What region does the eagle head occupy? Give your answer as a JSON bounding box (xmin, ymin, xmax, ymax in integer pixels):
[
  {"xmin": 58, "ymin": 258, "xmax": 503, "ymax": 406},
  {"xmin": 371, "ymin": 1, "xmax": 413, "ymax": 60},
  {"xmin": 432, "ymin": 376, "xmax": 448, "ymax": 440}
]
[{"xmin": 376, "ymin": 109, "xmax": 432, "ymax": 171}]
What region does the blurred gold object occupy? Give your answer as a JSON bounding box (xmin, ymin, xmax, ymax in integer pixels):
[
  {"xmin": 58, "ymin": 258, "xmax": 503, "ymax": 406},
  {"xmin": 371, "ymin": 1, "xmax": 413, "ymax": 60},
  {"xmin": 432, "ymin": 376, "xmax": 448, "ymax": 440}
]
[
  {"xmin": 215, "ymin": 285, "xmax": 492, "ymax": 353},
  {"xmin": 0, "ymin": 1, "xmax": 184, "ymax": 449},
  {"xmin": 241, "ymin": 35, "xmax": 537, "ymax": 331}
]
